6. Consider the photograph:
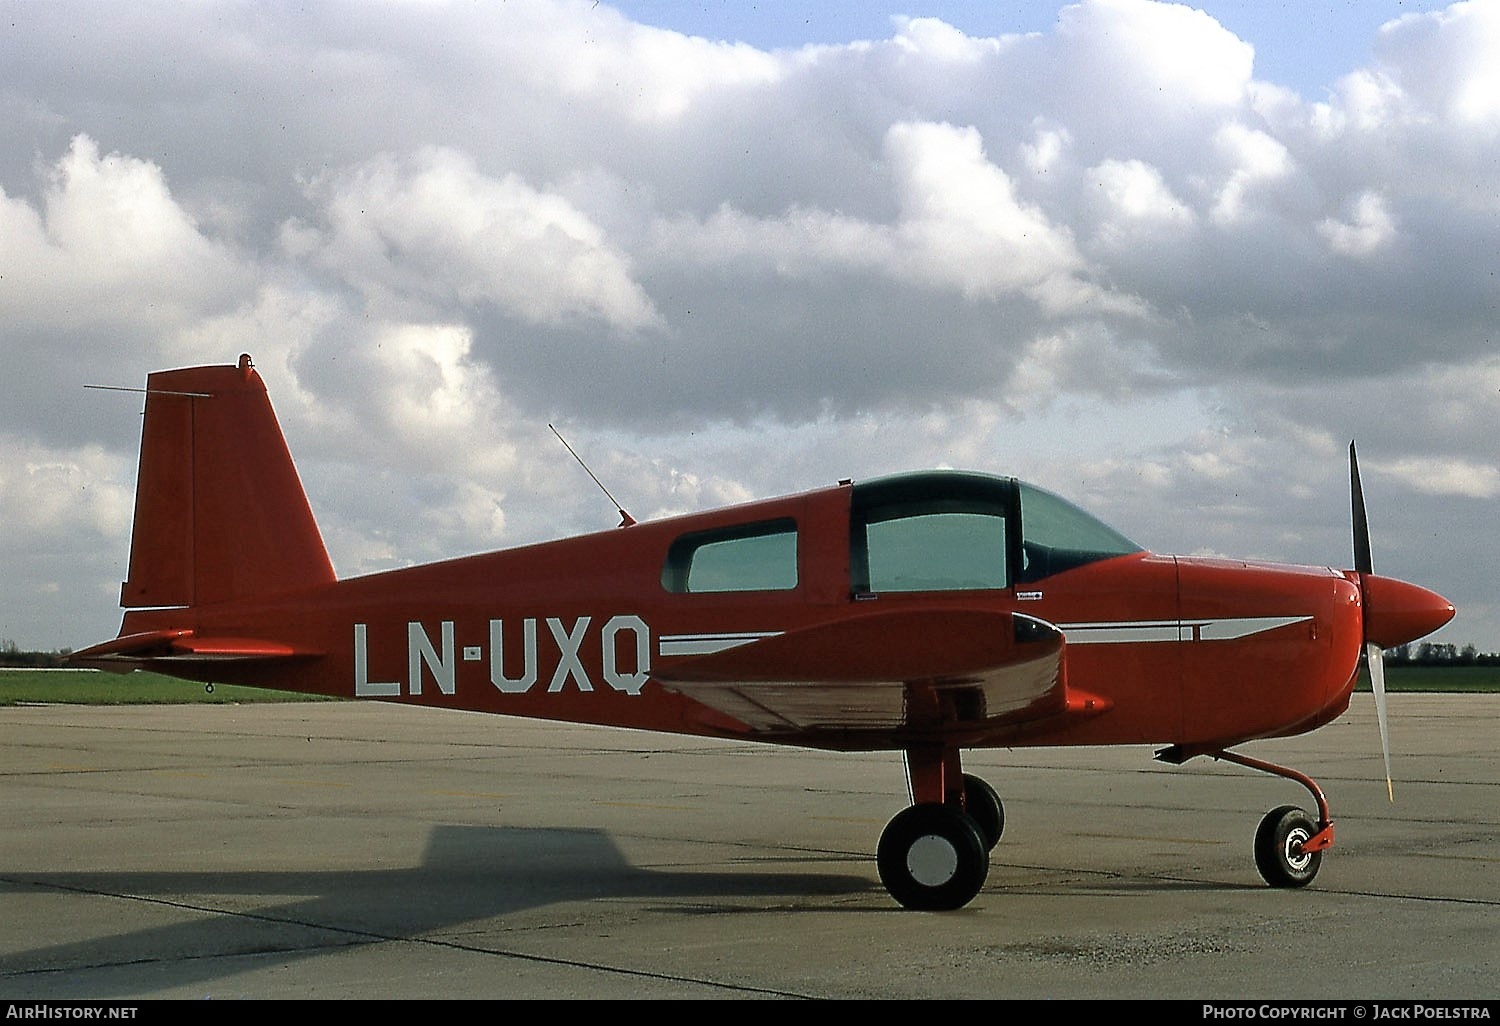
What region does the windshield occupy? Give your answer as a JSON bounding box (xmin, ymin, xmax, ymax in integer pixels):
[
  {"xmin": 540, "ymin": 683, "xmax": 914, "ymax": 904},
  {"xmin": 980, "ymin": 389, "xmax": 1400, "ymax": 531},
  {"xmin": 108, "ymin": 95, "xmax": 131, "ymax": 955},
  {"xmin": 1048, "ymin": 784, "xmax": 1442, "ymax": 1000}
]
[{"xmin": 1017, "ymin": 482, "xmax": 1141, "ymax": 583}]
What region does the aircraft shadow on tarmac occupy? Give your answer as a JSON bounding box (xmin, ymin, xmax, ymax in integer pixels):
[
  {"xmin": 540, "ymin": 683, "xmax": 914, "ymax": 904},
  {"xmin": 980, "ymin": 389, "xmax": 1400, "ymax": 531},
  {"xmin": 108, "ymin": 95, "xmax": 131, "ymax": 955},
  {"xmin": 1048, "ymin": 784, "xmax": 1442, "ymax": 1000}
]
[{"xmin": 3, "ymin": 823, "xmax": 871, "ymax": 991}]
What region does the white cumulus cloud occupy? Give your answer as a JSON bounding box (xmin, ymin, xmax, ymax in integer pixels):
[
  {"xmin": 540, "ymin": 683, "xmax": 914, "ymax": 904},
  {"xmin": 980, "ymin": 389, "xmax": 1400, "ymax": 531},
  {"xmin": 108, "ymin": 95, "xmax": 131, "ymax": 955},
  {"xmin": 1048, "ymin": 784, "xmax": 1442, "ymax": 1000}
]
[{"xmin": 291, "ymin": 148, "xmax": 660, "ymax": 330}]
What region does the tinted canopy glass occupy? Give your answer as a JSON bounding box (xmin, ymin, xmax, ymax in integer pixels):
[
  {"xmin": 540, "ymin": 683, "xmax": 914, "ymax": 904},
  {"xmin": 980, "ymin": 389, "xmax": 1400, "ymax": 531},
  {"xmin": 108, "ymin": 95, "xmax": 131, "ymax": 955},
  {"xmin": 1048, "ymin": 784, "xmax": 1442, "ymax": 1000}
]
[
  {"xmin": 851, "ymin": 473, "xmax": 1012, "ymax": 593},
  {"xmin": 1017, "ymin": 482, "xmax": 1141, "ymax": 582},
  {"xmin": 663, "ymin": 519, "xmax": 798, "ymax": 593}
]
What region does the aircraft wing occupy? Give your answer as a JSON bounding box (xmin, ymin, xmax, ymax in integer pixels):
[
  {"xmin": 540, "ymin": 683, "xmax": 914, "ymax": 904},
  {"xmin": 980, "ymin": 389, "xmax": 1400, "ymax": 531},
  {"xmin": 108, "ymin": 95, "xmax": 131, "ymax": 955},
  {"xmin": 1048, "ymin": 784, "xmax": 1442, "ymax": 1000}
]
[{"xmin": 653, "ymin": 609, "xmax": 1099, "ymax": 742}]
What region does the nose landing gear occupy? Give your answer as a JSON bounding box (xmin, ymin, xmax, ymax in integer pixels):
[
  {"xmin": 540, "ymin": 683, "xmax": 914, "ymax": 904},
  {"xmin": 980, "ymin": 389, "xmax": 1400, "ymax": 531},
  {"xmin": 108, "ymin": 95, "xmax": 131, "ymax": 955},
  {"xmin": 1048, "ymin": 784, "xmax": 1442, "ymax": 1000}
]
[{"xmin": 1157, "ymin": 744, "xmax": 1335, "ymax": 888}]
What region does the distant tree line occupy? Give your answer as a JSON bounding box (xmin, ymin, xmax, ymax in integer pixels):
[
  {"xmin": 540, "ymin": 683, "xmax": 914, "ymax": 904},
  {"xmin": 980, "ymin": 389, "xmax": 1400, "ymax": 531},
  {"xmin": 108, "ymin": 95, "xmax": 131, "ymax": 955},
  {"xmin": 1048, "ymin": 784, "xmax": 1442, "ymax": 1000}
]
[
  {"xmin": 1383, "ymin": 642, "xmax": 1500, "ymax": 667},
  {"xmin": 0, "ymin": 641, "xmax": 73, "ymax": 668}
]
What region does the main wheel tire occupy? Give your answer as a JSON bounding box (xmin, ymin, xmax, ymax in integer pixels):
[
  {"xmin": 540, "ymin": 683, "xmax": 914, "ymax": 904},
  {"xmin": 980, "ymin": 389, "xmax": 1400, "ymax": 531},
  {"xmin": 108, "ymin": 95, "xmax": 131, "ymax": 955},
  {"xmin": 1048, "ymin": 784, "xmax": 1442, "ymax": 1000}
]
[
  {"xmin": 1254, "ymin": 804, "xmax": 1322, "ymax": 888},
  {"xmin": 961, "ymin": 773, "xmax": 1005, "ymax": 851},
  {"xmin": 877, "ymin": 803, "xmax": 989, "ymax": 910}
]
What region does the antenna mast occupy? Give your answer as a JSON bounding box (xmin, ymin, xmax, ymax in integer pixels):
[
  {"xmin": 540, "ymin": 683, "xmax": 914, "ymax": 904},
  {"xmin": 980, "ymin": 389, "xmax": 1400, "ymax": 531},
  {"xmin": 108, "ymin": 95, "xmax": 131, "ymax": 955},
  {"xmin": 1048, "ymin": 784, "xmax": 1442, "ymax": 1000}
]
[{"xmin": 549, "ymin": 424, "xmax": 636, "ymax": 527}]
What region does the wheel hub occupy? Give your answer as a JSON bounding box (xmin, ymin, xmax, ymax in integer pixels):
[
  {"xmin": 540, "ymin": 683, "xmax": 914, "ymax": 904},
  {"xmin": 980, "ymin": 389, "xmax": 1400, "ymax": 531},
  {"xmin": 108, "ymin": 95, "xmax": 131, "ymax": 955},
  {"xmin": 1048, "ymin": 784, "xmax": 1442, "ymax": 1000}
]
[
  {"xmin": 906, "ymin": 833, "xmax": 959, "ymax": 886},
  {"xmin": 1284, "ymin": 827, "xmax": 1313, "ymax": 872}
]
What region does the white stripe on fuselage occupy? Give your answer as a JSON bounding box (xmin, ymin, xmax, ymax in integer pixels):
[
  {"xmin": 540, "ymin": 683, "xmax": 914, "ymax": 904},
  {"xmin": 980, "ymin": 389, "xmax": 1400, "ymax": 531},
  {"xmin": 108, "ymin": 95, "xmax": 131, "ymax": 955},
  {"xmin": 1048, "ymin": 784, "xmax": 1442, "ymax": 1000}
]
[
  {"xmin": 1059, "ymin": 616, "xmax": 1312, "ymax": 645},
  {"xmin": 658, "ymin": 631, "xmax": 785, "ymax": 657}
]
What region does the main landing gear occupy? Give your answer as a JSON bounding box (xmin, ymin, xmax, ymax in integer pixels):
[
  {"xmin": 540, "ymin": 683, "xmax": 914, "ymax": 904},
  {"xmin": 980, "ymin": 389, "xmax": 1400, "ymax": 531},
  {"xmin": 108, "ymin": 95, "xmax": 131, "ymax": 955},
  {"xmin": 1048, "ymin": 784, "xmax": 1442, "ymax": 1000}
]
[
  {"xmin": 1157, "ymin": 744, "xmax": 1335, "ymax": 889},
  {"xmin": 877, "ymin": 747, "xmax": 1003, "ymax": 910}
]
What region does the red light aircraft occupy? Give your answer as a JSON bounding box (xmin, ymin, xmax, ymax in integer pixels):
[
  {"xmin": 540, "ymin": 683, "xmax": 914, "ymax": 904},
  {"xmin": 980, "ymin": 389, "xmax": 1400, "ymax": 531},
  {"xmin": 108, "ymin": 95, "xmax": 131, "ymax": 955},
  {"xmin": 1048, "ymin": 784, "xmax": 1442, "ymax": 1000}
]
[{"xmin": 75, "ymin": 355, "xmax": 1455, "ymax": 910}]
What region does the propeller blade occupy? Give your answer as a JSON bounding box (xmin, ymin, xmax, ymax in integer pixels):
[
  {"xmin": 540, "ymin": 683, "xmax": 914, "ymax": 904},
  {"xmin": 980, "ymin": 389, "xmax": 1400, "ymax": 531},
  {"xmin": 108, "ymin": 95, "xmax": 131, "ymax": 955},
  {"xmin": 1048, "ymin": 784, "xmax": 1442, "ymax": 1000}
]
[
  {"xmin": 1350, "ymin": 441, "xmax": 1373, "ymax": 575},
  {"xmin": 1366, "ymin": 641, "xmax": 1394, "ymax": 802},
  {"xmin": 1352, "ymin": 442, "xmax": 1392, "ymax": 800}
]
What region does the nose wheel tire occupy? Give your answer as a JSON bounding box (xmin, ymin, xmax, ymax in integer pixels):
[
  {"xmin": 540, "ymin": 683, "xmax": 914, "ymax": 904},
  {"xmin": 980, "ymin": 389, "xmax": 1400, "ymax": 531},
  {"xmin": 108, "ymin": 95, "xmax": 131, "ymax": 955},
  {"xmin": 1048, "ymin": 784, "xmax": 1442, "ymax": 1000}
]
[
  {"xmin": 1254, "ymin": 804, "xmax": 1323, "ymax": 888},
  {"xmin": 877, "ymin": 803, "xmax": 989, "ymax": 910}
]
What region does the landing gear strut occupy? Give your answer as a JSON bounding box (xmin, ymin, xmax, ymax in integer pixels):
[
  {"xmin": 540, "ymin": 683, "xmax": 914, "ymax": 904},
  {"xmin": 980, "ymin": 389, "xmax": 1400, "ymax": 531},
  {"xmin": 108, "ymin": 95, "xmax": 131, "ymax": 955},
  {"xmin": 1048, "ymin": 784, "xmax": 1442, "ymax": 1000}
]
[
  {"xmin": 877, "ymin": 746, "xmax": 1003, "ymax": 910},
  {"xmin": 1157, "ymin": 744, "xmax": 1334, "ymax": 888}
]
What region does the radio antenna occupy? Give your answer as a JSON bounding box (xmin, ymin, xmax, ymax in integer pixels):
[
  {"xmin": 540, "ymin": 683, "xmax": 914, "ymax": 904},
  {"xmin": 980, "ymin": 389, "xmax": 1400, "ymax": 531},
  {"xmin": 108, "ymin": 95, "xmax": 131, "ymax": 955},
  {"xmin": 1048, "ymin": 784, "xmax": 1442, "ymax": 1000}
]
[
  {"xmin": 549, "ymin": 424, "xmax": 636, "ymax": 527},
  {"xmin": 84, "ymin": 384, "xmax": 214, "ymax": 398}
]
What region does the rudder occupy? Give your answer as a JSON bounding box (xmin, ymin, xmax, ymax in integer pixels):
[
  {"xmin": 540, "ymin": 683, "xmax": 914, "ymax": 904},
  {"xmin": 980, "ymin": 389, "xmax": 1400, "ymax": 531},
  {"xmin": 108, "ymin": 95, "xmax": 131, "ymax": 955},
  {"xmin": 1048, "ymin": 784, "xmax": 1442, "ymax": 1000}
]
[{"xmin": 121, "ymin": 354, "xmax": 336, "ymax": 607}]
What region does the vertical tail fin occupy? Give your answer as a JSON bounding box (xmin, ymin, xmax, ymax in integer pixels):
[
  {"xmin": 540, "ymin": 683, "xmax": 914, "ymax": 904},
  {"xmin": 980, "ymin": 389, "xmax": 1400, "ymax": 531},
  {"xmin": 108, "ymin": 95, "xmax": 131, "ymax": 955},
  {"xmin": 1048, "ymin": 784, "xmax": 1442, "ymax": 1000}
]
[{"xmin": 121, "ymin": 354, "xmax": 336, "ymax": 607}]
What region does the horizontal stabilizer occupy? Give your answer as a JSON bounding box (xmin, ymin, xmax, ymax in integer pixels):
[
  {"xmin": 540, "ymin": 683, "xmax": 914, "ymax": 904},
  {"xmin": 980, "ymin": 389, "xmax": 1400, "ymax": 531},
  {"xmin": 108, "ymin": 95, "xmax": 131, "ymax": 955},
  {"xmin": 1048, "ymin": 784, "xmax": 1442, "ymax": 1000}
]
[{"xmin": 71, "ymin": 629, "xmax": 321, "ymax": 669}]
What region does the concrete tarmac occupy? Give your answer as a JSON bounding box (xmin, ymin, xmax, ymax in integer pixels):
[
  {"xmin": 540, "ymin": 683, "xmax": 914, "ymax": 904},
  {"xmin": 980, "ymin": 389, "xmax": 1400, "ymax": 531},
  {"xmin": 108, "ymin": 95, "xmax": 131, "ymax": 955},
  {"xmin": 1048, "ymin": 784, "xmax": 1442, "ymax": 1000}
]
[{"xmin": 1, "ymin": 694, "xmax": 1496, "ymax": 1000}]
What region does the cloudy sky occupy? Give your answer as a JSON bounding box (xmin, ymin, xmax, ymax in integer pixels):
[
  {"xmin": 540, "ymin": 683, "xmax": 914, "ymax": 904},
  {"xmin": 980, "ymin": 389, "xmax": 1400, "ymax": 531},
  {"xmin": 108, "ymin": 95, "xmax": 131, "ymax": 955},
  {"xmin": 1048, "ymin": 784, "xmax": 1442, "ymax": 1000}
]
[{"xmin": 1, "ymin": 0, "xmax": 1494, "ymax": 654}]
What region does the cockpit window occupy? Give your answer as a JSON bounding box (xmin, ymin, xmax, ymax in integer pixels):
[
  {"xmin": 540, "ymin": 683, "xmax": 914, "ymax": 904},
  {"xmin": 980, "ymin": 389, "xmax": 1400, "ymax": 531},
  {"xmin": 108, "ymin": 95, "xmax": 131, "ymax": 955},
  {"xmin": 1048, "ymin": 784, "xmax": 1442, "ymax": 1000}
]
[
  {"xmin": 862, "ymin": 511, "xmax": 1008, "ymax": 592},
  {"xmin": 663, "ymin": 519, "xmax": 798, "ymax": 593},
  {"xmin": 1017, "ymin": 482, "xmax": 1141, "ymax": 583},
  {"xmin": 851, "ymin": 473, "xmax": 1011, "ymax": 593}
]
